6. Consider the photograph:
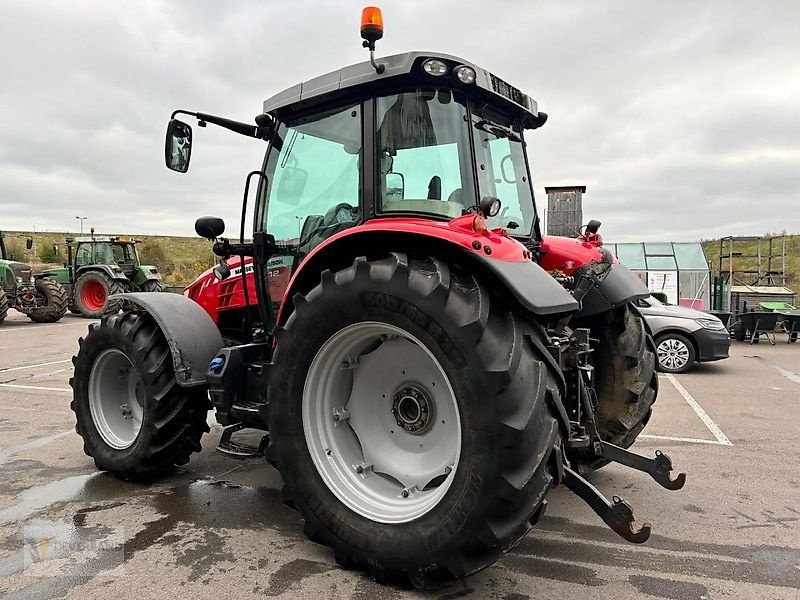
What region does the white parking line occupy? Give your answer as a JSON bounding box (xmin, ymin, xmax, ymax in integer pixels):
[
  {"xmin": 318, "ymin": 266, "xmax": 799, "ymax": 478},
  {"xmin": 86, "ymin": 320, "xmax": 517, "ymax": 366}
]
[
  {"xmin": 664, "ymin": 373, "xmax": 732, "ymax": 446},
  {"xmin": 746, "ymin": 355, "xmax": 800, "ymax": 385},
  {"xmin": 0, "ymin": 383, "xmax": 72, "ymax": 393},
  {"xmin": 639, "ymin": 433, "xmax": 728, "ymax": 446},
  {"xmin": 0, "ymin": 320, "xmax": 93, "ymax": 333},
  {"xmin": 0, "ymin": 359, "xmax": 72, "ymax": 373}
]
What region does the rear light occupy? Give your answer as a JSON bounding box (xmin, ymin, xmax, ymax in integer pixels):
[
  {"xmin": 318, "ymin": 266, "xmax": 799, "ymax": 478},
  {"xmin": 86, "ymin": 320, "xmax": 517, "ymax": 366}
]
[{"xmin": 422, "ymin": 59, "xmax": 448, "ymax": 76}]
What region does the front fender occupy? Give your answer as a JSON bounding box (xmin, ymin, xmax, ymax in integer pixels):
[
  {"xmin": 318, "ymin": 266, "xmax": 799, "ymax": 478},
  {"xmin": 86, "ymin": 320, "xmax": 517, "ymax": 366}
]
[
  {"xmin": 574, "ymin": 262, "xmax": 650, "ymax": 318},
  {"xmin": 112, "ymin": 292, "xmax": 223, "ymax": 387},
  {"xmin": 133, "ymin": 265, "xmax": 162, "ymax": 284}
]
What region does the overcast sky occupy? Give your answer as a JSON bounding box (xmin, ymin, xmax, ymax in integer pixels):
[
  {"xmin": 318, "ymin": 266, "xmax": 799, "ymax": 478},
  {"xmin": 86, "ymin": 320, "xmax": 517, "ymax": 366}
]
[{"xmin": 1, "ymin": 0, "xmax": 798, "ymax": 242}]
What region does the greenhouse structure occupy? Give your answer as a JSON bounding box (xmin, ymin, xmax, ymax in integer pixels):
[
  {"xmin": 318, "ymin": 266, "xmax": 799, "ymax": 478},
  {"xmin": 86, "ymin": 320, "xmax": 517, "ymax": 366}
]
[{"xmin": 608, "ymin": 242, "xmax": 711, "ymax": 309}]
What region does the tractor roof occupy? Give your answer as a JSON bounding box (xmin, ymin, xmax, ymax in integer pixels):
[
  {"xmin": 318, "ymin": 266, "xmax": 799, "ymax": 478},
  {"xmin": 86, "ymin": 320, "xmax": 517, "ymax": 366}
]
[
  {"xmin": 72, "ymin": 236, "xmax": 137, "ymax": 244},
  {"xmin": 263, "ymin": 51, "xmax": 545, "ymax": 128}
]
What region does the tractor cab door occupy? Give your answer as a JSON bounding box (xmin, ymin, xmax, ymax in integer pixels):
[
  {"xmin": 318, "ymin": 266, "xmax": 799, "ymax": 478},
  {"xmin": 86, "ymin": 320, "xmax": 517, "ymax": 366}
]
[
  {"xmin": 256, "ymin": 101, "xmax": 363, "ymax": 328},
  {"xmin": 73, "ymin": 243, "xmax": 93, "ymax": 276}
]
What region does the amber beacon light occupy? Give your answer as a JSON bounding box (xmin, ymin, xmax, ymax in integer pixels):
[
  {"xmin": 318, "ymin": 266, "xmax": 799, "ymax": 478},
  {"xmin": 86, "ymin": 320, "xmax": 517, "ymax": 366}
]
[{"xmin": 360, "ymin": 6, "xmax": 384, "ymax": 44}]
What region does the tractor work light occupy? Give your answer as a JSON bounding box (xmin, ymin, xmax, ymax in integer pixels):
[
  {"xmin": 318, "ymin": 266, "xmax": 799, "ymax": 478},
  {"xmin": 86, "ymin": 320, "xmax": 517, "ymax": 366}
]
[
  {"xmin": 422, "ymin": 58, "xmax": 448, "ymax": 76},
  {"xmin": 480, "ymin": 196, "xmax": 502, "ymax": 218},
  {"xmin": 360, "ymin": 6, "xmax": 384, "ymax": 44},
  {"xmin": 455, "ymin": 65, "xmax": 476, "ymax": 84}
]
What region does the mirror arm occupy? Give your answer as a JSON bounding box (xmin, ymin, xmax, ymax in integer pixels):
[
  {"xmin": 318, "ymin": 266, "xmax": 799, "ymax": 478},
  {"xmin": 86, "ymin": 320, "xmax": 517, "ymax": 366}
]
[
  {"xmin": 212, "ymin": 239, "xmax": 255, "ymax": 259},
  {"xmin": 171, "ymin": 109, "xmax": 275, "ymax": 140}
]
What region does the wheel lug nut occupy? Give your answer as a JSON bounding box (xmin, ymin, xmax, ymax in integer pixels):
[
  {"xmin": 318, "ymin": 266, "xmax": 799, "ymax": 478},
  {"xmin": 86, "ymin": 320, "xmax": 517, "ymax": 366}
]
[{"xmin": 401, "ymin": 489, "xmax": 409, "ymax": 498}]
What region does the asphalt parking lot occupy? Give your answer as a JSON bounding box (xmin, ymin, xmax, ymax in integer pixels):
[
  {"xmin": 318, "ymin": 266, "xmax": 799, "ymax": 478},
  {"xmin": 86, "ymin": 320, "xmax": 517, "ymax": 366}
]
[{"xmin": 0, "ymin": 311, "xmax": 798, "ymax": 599}]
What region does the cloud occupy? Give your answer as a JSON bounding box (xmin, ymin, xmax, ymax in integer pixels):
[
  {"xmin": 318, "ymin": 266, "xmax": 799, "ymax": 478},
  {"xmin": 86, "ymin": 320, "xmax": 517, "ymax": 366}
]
[{"xmin": 1, "ymin": 0, "xmax": 798, "ymax": 243}]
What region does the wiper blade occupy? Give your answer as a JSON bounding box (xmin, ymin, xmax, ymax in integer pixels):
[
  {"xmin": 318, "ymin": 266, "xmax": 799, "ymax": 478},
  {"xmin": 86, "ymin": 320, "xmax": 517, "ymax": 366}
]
[{"xmin": 473, "ymin": 120, "xmax": 522, "ymax": 142}]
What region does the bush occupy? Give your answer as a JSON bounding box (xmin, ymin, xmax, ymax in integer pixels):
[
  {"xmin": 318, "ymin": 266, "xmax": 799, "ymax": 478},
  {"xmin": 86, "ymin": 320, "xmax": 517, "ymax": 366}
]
[
  {"xmin": 138, "ymin": 240, "xmax": 175, "ymax": 273},
  {"xmin": 38, "ymin": 243, "xmax": 64, "ymax": 264},
  {"xmin": 5, "ymin": 239, "xmax": 26, "ymax": 262}
]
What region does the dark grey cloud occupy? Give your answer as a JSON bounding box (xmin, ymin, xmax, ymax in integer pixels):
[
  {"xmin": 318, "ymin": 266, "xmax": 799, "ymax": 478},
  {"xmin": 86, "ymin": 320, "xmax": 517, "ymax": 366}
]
[{"xmin": 1, "ymin": 0, "xmax": 798, "ymax": 242}]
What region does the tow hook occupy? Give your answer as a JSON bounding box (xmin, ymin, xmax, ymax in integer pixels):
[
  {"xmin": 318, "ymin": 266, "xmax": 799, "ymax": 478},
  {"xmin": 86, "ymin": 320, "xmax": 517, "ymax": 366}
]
[
  {"xmin": 593, "ymin": 441, "xmax": 686, "ymax": 491},
  {"xmin": 562, "ymin": 466, "xmax": 651, "ymax": 543}
]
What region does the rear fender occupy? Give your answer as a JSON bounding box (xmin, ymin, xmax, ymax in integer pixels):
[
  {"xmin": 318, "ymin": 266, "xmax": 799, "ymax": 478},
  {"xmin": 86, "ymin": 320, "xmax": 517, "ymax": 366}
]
[
  {"xmin": 112, "ymin": 292, "xmax": 224, "ymax": 387},
  {"xmin": 573, "ymin": 262, "xmax": 650, "ymax": 319},
  {"xmin": 77, "ymin": 265, "xmax": 128, "ymax": 282},
  {"xmin": 276, "ymin": 224, "xmax": 578, "ymax": 326}
]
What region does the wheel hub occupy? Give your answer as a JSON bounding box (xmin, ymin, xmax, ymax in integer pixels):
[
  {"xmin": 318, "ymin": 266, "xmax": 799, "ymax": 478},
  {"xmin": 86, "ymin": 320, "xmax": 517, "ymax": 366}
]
[
  {"xmin": 303, "ymin": 321, "xmax": 461, "ymax": 524},
  {"xmin": 392, "ymin": 385, "xmax": 434, "ymax": 434}
]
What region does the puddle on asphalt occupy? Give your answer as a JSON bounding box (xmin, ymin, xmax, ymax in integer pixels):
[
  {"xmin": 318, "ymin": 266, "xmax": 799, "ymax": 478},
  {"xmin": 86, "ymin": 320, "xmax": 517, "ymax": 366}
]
[{"xmin": 0, "ymin": 474, "xmax": 100, "ymax": 525}]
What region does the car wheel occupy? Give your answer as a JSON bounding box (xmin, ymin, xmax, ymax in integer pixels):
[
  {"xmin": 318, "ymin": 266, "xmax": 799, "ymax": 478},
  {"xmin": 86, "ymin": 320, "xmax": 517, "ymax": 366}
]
[{"xmin": 655, "ymin": 333, "xmax": 696, "ymax": 374}]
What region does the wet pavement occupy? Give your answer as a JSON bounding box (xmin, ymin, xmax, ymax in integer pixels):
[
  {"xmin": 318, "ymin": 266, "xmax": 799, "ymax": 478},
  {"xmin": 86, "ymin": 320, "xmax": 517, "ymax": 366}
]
[{"xmin": 1, "ymin": 311, "xmax": 799, "ymax": 599}]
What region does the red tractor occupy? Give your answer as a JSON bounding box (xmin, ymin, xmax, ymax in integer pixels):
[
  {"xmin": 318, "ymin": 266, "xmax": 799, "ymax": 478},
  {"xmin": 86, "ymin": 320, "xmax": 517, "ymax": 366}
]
[{"xmin": 71, "ymin": 8, "xmax": 683, "ymax": 587}]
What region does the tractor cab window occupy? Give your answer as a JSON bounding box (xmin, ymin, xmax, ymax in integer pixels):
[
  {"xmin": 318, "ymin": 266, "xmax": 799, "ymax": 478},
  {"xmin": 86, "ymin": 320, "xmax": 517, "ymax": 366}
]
[
  {"xmin": 471, "ymin": 106, "xmax": 536, "ymax": 236},
  {"xmin": 377, "ymin": 90, "xmax": 475, "ymax": 218},
  {"xmin": 75, "ymin": 244, "xmax": 92, "ymax": 267},
  {"xmin": 261, "ymin": 102, "xmax": 362, "ymax": 307}
]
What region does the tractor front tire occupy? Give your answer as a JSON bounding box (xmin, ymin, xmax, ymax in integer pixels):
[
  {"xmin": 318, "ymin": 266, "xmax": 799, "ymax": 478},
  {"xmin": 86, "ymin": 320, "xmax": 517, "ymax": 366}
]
[
  {"xmin": 0, "ymin": 288, "xmax": 8, "ymax": 324},
  {"xmin": 139, "ymin": 280, "xmax": 164, "ymax": 293},
  {"xmin": 75, "ymin": 272, "xmax": 124, "ymax": 318},
  {"xmin": 70, "ymin": 311, "xmax": 210, "ymax": 481},
  {"xmin": 268, "ymin": 254, "xmax": 564, "ymax": 588},
  {"xmin": 27, "ymin": 278, "xmax": 69, "ymax": 323},
  {"xmin": 572, "ymin": 304, "xmax": 658, "ymax": 473}
]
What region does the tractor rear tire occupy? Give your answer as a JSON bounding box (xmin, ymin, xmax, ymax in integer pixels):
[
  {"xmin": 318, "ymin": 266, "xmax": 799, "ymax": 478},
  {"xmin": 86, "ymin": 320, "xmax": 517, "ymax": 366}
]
[
  {"xmin": 75, "ymin": 272, "xmax": 124, "ymax": 318},
  {"xmin": 139, "ymin": 280, "xmax": 164, "ymax": 293},
  {"xmin": 0, "ymin": 288, "xmax": 8, "ymax": 324},
  {"xmin": 70, "ymin": 311, "xmax": 210, "ymax": 481},
  {"xmin": 27, "ymin": 278, "xmax": 69, "ymax": 323},
  {"xmin": 268, "ymin": 254, "xmax": 564, "ymax": 588},
  {"xmin": 571, "ymin": 304, "xmax": 658, "ymax": 473}
]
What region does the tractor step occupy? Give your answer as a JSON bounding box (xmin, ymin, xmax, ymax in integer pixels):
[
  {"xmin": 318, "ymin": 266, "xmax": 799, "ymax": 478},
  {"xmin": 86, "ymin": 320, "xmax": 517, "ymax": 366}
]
[
  {"xmin": 562, "ymin": 466, "xmax": 651, "ymax": 543},
  {"xmin": 231, "ymin": 400, "xmax": 263, "ymax": 414},
  {"xmin": 216, "ymin": 423, "xmax": 269, "ymax": 459}
]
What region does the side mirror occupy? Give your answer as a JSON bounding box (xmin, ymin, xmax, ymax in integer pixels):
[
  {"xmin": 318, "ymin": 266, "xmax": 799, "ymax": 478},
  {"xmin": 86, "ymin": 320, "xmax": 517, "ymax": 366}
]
[
  {"xmin": 165, "ymin": 119, "xmax": 193, "ymax": 173},
  {"xmin": 195, "ymin": 216, "xmax": 225, "ymax": 240},
  {"xmin": 26, "ymin": 237, "xmax": 33, "ymax": 250},
  {"xmin": 386, "ymin": 172, "xmax": 405, "ymax": 201},
  {"xmin": 585, "ymin": 219, "xmax": 602, "ymax": 234}
]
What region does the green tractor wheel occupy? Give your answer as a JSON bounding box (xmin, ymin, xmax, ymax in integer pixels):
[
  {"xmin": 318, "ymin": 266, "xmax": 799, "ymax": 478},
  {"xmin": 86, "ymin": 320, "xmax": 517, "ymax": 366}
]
[
  {"xmin": 0, "ymin": 288, "xmax": 8, "ymax": 324},
  {"xmin": 139, "ymin": 280, "xmax": 164, "ymax": 293},
  {"xmin": 27, "ymin": 278, "xmax": 69, "ymax": 323}
]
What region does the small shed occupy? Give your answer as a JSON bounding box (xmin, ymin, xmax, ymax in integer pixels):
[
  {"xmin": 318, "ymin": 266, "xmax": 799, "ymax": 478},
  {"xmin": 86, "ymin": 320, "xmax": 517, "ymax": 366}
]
[{"xmin": 608, "ymin": 242, "xmax": 711, "ymax": 308}]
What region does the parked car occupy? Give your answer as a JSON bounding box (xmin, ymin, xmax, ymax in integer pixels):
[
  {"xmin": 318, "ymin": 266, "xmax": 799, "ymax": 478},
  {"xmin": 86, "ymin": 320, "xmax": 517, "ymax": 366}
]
[{"xmin": 636, "ymin": 296, "xmax": 730, "ymax": 373}]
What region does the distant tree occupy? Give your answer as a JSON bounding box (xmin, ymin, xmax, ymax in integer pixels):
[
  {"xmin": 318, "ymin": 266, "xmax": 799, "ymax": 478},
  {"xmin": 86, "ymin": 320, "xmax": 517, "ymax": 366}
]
[{"xmin": 138, "ymin": 240, "xmax": 175, "ymax": 273}]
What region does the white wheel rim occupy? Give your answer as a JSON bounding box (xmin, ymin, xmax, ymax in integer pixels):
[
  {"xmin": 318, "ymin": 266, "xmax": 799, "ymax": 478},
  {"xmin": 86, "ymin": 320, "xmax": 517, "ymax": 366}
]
[
  {"xmin": 303, "ymin": 321, "xmax": 462, "ymax": 524},
  {"xmin": 657, "ymin": 338, "xmax": 690, "ymax": 371},
  {"xmin": 88, "ymin": 348, "xmax": 144, "ymax": 450}
]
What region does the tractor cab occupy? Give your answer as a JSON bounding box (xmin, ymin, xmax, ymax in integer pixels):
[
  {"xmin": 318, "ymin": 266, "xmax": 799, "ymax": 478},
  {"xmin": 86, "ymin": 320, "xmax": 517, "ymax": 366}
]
[
  {"xmin": 168, "ymin": 21, "xmax": 551, "ymax": 331},
  {"xmin": 70, "ymin": 236, "xmax": 140, "ymax": 275}
]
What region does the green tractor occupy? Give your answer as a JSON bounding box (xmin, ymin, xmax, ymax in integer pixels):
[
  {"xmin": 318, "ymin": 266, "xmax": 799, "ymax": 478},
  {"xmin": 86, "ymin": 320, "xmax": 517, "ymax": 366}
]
[
  {"xmin": 0, "ymin": 231, "xmax": 68, "ymax": 325},
  {"xmin": 39, "ymin": 233, "xmax": 163, "ymax": 318}
]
